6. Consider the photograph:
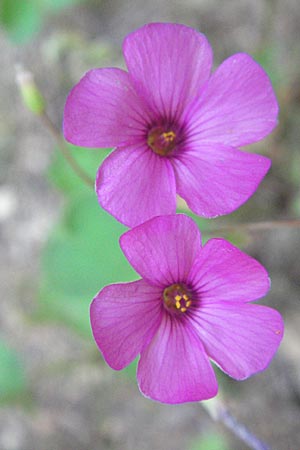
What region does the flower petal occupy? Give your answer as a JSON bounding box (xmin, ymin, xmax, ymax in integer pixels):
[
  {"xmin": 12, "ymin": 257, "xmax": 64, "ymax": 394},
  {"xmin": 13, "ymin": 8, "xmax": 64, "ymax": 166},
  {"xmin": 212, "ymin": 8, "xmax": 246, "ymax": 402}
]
[
  {"xmin": 190, "ymin": 302, "xmax": 284, "ymax": 379},
  {"xmin": 96, "ymin": 144, "xmax": 176, "ymax": 227},
  {"xmin": 184, "ymin": 53, "xmax": 278, "ymax": 147},
  {"xmin": 63, "ymin": 68, "xmax": 150, "ymax": 148},
  {"xmin": 90, "ymin": 280, "xmax": 162, "ymax": 370},
  {"xmin": 137, "ymin": 313, "xmax": 218, "ymax": 403},
  {"xmin": 172, "ymin": 144, "xmax": 271, "ymax": 218},
  {"xmin": 188, "ymin": 238, "xmax": 270, "ymax": 303},
  {"xmin": 120, "ymin": 214, "xmax": 201, "ymax": 287},
  {"xmin": 123, "ymin": 23, "xmax": 213, "ymax": 122}
]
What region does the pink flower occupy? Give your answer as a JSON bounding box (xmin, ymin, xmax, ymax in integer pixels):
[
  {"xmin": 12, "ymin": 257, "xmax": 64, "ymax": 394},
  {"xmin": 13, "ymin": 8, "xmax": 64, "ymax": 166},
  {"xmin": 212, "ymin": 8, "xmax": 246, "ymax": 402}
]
[
  {"xmin": 90, "ymin": 214, "xmax": 283, "ymax": 404},
  {"xmin": 64, "ymin": 23, "xmax": 278, "ymax": 227}
]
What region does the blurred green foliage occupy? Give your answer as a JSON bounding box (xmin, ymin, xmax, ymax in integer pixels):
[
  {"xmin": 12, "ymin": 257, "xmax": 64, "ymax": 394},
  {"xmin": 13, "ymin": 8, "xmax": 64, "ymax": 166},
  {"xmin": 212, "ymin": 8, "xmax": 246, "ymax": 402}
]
[
  {"xmin": 48, "ymin": 144, "xmax": 106, "ymax": 195},
  {"xmin": 121, "ymin": 357, "xmax": 138, "ymax": 381},
  {"xmin": 0, "ymin": 0, "xmax": 83, "ymax": 43},
  {"xmin": 0, "ymin": 340, "xmax": 27, "ymax": 402},
  {"xmin": 188, "ymin": 432, "xmax": 229, "ymax": 450},
  {"xmin": 38, "ymin": 146, "xmax": 136, "ymax": 338},
  {"xmin": 39, "ymin": 144, "xmax": 247, "ymax": 339},
  {"xmin": 254, "ymin": 46, "xmax": 283, "ymax": 91}
]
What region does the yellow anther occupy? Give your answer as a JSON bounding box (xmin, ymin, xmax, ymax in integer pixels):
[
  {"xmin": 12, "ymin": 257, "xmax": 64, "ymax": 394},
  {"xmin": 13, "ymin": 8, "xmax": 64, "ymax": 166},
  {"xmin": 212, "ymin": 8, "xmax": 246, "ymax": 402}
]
[
  {"xmin": 147, "ymin": 127, "xmax": 177, "ymax": 156},
  {"xmin": 162, "ymin": 131, "xmax": 176, "ymax": 143},
  {"xmin": 163, "ymin": 283, "xmax": 193, "ymax": 315}
]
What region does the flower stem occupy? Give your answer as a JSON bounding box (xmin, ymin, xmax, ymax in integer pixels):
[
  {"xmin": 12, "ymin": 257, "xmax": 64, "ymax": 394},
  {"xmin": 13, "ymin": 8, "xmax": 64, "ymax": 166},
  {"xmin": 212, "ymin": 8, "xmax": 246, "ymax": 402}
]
[
  {"xmin": 218, "ymin": 407, "xmax": 271, "ymax": 450},
  {"xmin": 16, "ymin": 64, "xmax": 94, "ymax": 189},
  {"xmin": 40, "ymin": 112, "xmax": 94, "ymax": 188},
  {"xmin": 202, "ymin": 398, "xmax": 271, "ymax": 450}
]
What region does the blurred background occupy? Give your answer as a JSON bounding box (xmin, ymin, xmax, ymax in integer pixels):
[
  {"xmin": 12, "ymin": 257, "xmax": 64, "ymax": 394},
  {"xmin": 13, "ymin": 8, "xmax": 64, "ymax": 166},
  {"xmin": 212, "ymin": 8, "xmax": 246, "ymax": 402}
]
[{"xmin": 0, "ymin": 0, "xmax": 300, "ymax": 449}]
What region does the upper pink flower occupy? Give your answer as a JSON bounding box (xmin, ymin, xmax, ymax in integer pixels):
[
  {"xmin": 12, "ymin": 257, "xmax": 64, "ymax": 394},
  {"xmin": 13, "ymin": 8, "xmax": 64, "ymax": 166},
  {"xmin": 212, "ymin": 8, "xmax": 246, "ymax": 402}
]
[
  {"xmin": 90, "ymin": 214, "xmax": 283, "ymax": 404},
  {"xmin": 64, "ymin": 23, "xmax": 278, "ymax": 227}
]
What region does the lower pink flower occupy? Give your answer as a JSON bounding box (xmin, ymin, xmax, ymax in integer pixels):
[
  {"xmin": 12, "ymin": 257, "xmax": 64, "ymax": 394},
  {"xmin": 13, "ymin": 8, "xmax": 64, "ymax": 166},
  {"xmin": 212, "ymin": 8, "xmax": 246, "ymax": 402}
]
[{"xmin": 90, "ymin": 215, "xmax": 283, "ymax": 404}]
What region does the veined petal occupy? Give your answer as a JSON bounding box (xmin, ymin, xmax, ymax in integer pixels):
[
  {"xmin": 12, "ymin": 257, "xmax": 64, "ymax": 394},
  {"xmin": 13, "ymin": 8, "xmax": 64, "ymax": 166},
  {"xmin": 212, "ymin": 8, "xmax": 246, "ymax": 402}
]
[
  {"xmin": 137, "ymin": 313, "xmax": 218, "ymax": 403},
  {"xmin": 63, "ymin": 68, "xmax": 150, "ymax": 148},
  {"xmin": 184, "ymin": 53, "xmax": 278, "ymax": 147},
  {"xmin": 188, "ymin": 239, "xmax": 270, "ymax": 303},
  {"xmin": 120, "ymin": 214, "xmax": 202, "ymax": 287},
  {"xmin": 172, "ymin": 144, "xmax": 271, "ymax": 218},
  {"xmin": 190, "ymin": 302, "xmax": 284, "ymax": 380},
  {"xmin": 123, "ymin": 23, "xmax": 213, "ymax": 122},
  {"xmin": 90, "ymin": 280, "xmax": 162, "ymax": 370},
  {"xmin": 96, "ymin": 144, "xmax": 176, "ymax": 227}
]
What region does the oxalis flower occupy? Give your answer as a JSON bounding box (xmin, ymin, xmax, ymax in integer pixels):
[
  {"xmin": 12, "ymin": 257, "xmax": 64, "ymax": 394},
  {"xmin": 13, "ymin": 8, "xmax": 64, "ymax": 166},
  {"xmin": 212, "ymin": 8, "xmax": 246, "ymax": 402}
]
[
  {"xmin": 64, "ymin": 23, "xmax": 278, "ymax": 228},
  {"xmin": 90, "ymin": 214, "xmax": 283, "ymax": 404}
]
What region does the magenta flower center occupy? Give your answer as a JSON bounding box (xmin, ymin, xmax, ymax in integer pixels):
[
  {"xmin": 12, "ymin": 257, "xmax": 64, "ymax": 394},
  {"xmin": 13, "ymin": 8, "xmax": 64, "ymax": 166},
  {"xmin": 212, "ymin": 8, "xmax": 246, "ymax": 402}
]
[
  {"xmin": 147, "ymin": 126, "xmax": 177, "ymax": 156},
  {"xmin": 163, "ymin": 283, "xmax": 192, "ymax": 314}
]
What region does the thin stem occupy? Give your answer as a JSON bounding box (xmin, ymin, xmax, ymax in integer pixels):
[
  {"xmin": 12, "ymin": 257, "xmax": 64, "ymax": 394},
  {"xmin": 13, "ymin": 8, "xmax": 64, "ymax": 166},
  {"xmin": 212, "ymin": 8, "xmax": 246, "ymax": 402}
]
[
  {"xmin": 206, "ymin": 218, "xmax": 300, "ymax": 235},
  {"xmin": 202, "ymin": 399, "xmax": 271, "ymax": 450},
  {"xmin": 218, "ymin": 407, "xmax": 271, "ymax": 450},
  {"xmin": 40, "ymin": 112, "xmax": 94, "ymax": 188}
]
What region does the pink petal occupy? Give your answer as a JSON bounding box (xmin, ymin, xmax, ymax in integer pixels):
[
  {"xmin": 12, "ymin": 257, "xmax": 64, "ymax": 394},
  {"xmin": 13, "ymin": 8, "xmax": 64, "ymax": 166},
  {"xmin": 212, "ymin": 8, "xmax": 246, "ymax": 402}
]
[
  {"xmin": 184, "ymin": 53, "xmax": 279, "ymax": 147},
  {"xmin": 123, "ymin": 23, "xmax": 213, "ymax": 122},
  {"xmin": 63, "ymin": 68, "xmax": 150, "ymax": 148},
  {"xmin": 188, "ymin": 238, "xmax": 270, "ymax": 303},
  {"xmin": 90, "ymin": 280, "xmax": 162, "ymax": 370},
  {"xmin": 137, "ymin": 313, "xmax": 218, "ymax": 403},
  {"xmin": 190, "ymin": 302, "xmax": 284, "ymax": 379},
  {"xmin": 96, "ymin": 144, "xmax": 176, "ymax": 227},
  {"xmin": 120, "ymin": 214, "xmax": 201, "ymax": 287},
  {"xmin": 172, "ymin": 144, "xmax": 271, "ymax": 218}
]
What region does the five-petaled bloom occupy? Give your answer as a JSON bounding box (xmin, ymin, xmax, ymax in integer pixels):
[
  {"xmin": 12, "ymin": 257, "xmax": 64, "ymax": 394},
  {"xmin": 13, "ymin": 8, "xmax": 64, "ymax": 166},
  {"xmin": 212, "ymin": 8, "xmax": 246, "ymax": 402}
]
[
  {"xmin": 90, "ymin": 214, "xmax": 283, "ymax": 404},
  {"xmin": 63, "ymin": 22, "xmax": 278, "ymax": 228}
]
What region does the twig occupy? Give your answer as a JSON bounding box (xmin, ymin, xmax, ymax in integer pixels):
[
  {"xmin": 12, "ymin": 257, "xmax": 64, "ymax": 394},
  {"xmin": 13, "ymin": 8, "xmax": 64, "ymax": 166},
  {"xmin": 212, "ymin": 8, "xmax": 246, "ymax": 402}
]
[
  {"xmin": 40, "ymin": 112, "xmax": 94, "ymax": 188},
  {"xmin": 202, "ymin": 398, "xmax": 271, "ymax": 450},
  {"xmin": 15, "ymin": 64, "xmax": 94, "ymax": 189},
  {"xmin": 206, "ymin": 218, "xmax": 300, "ymax": 235}
]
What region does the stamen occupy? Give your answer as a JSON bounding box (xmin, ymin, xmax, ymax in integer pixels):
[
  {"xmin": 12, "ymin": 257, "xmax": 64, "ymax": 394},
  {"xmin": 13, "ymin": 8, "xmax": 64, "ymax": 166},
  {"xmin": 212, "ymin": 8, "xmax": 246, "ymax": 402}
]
[
  {"xmin": 163, "ymin": 283, "xmax": 193, "ymax": 315},
  {"xmin": 162, "ymin": 131, "xmax": 176, "ymax": 143},
  {"xmin": 147, "ymin": 127, "xmax": 177, "ymax": 156}
]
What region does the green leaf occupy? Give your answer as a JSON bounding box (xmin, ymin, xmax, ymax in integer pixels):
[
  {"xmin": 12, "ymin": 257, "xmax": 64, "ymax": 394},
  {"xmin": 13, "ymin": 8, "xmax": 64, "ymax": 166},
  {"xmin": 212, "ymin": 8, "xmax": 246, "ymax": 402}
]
[
  {"xmin": 121, "ymin": 358, "xmax": 138, "ymax": 381},
  {"xmin": 177, "ymin": 206, "xmax": 211, "ymax": 232},
  {"xmin": 0, "ymin": 0, "xmax": 41, "ymax": 43},
  {"xmin": 38, "ymin": 190, "xmax": 136, "ymax": 337},
  {"xmin": 0, "ymin": 0, "xmax": 84, "ymax": 43},
  {"xmin": 0, "ymin": 340, "xmax": 26, "ymax": 401},
  {"xmin": 254, "ymin": 46, "xmax": 282, "ymax": 89},
  {"xmin": 42, "ymin": 0, "xmax": 82, "ymax": 10},
  {"xmin": 48, "ymin": 145, "xmax": 111, "ymax": 195}
]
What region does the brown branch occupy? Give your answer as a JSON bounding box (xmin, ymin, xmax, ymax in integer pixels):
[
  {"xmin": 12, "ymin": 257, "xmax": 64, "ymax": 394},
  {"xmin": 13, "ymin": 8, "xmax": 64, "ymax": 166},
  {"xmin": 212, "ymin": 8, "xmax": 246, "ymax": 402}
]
[{"xmin": 206, "ymin": 218, "xmax": 300, "ymax": 235}]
